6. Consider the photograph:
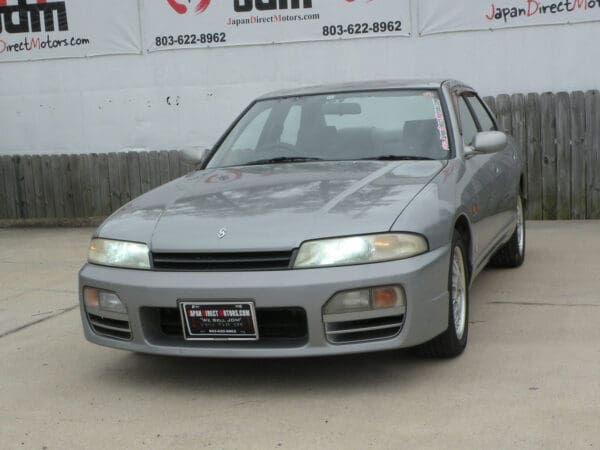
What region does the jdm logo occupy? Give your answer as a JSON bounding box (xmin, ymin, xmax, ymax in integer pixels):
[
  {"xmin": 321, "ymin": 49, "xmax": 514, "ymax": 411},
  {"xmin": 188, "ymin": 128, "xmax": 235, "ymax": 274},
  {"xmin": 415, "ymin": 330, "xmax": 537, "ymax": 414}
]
[{"xmin": 167, "ymin": 0, "xmax": 211, "ymax": 15}]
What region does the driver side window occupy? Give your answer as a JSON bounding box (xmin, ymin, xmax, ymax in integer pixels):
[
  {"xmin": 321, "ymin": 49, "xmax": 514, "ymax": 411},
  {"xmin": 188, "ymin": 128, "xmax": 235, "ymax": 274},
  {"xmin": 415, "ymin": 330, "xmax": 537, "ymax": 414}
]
[{"xmin": 458, "ymin": 97, "xmax": 478, "ymax": 146}]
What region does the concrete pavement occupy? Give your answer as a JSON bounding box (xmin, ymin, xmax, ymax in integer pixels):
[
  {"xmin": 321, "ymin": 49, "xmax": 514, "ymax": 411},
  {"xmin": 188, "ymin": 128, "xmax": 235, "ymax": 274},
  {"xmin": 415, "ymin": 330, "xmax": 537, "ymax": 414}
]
[{"xmin": 1, "ymin": 222, "xmax": 599, "ymax": 449}]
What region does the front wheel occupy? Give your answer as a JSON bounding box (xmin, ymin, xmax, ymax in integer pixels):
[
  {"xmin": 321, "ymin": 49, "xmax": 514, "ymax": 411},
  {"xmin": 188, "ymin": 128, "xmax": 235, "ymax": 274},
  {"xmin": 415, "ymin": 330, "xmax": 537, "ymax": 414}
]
[
  {"xmin": 412, "ymin": 231, "xmax": 469, "ymax": 358},
  {"xmin": 490, "ymin": 194, "xmax": 526, "ymax": 268}
]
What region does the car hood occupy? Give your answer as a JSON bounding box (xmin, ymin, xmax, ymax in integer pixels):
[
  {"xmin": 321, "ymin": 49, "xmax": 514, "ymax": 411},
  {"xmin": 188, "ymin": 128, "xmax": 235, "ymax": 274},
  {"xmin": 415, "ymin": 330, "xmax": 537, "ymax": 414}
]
[{"xmin": 97, "ymin": 161, "xmax": 446, "ymax": 252}]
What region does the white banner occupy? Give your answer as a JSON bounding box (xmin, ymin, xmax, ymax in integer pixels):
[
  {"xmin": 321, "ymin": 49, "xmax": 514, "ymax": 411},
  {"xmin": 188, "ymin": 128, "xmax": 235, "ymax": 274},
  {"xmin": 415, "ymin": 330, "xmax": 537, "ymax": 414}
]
[
  {"xmin": 0, "ymin": 0, "xmax": 141, "ymax": 62},
  {"xmin": 419, "ymin": 0, "xmax": 600, "ymax": 35},
  {"xmin": 142, "ymin": 0, "xmax": 411, "ymax": 52}
]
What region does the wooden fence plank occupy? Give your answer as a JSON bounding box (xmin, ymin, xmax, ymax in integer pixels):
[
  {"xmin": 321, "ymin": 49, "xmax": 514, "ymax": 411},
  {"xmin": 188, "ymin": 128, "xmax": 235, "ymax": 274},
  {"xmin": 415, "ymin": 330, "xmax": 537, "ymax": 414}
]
[
  {"xmin": 127, "ymin": 151, "xmax": 142, "ymax": 201},
  {"xmin": 525, "ymin": 94, "xmax": 543, "ymax": 220},
  {"xmin": 107, "ymin": 152, "xmax": 122, "ymax": 212},
  {"xmin": 148, "ymin": 151, "xmax": 161, "ymax": 189},
  {"xmin": 14, "ymin": 156, "xmax": 25, "ymax": 218},
  {"xmin": 540, "ymin": 93, "xmax": 557, "ymax": 219},
  {"xmin": 570, "ymin": 92, "xmax": 586, "ymax": 220},
  {"xmin": 138, "ymin": 151, "xmax": 152, "ymax": 194},
  {"xmin": 24, "ymin": 155, "xmax": 38, "ymax": 218},
  {"xmin": 182, "ymin": 154, "xmax": 194, "ymax": 177},
  {"xmin": 79, "ymin": 154, "xmax": 93, "ymax": 218},
  {"xmin": 31, "ymin": 155, "xmax": 46, "ymax": 219},
  {"xmin": 511, "ymin": 94, "xmax": 528, "ymax": 195},
  {"xmin": 68, "ymin": 154, "xmax": 85, "ymax": 218},
  {"xmin": 49, "ymin": 155, "xmax": 64, "ymax": 218},
  {"xmin": 88, "ymin": 154, "xmax": 99, "ymax": 217},
  {"xmin": 2, "ymin": 157, "xmax": 20, "ymax": 218},
  {"xmin": 96, "ymin": 153, "xmax": 111, "ymax": 216},
  {"xmin": 40, "ymin": 155, "xmax": 56, "ymax": 218},
  {"xmin": 0, "ymin": 159, "xmax": 8, "ymax": 219},
  {"xmin": 117, "ymin": 152, "xmax": 131, "ymax": 206},
  {"xmin": 585, "ymin": 90, "xmax": 600, "ymax": 219},
  {"xmin": 159, "ymin": 150, "xmax": 171, "ymax": 185},
  {"xmin": 495, "ymin": 94, "xmax": 513, "ymax": 135},
  {"xmin": 168, "ymin": 150, "xmax": 183, "ymax": 178},
  {"xmin": 16, "ymin": 156, "xmax": 36, "ymax": 219},
  {"xmin": 61, "ymin": 155, "xmax": 75, "ymax": 218},
  {"xmin": 0, "ymin": 159, "xmax": 7, "ymax": 219},
  {"xmin": 555, "ymin": 92, "xmax": 571, "ymax": 219}
]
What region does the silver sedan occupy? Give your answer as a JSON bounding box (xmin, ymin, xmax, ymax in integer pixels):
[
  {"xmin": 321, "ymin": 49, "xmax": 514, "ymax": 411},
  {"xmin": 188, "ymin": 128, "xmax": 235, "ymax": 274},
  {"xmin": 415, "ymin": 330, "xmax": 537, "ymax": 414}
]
[{"xmin": 79, "ymin": 79, "xmax": 525, "ymax": 358}]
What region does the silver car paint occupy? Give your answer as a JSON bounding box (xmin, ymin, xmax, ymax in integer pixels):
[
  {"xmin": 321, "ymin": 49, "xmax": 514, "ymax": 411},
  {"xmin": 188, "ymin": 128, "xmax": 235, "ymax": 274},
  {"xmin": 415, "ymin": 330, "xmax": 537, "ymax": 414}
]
[
  {"xmin": 97, "ymin": 160, "xmax": 446, "ymax": 252},
  {"xmin": 80, "ymin": 79, "xmax": 524, "ymax": 357}
]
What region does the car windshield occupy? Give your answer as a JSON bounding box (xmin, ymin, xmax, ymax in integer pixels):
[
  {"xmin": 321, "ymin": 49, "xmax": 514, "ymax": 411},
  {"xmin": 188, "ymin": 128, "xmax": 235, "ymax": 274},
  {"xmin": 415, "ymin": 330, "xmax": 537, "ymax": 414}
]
[{"xmin": 206, "ymin": 89, "xmax": 450, "ymax": 169}]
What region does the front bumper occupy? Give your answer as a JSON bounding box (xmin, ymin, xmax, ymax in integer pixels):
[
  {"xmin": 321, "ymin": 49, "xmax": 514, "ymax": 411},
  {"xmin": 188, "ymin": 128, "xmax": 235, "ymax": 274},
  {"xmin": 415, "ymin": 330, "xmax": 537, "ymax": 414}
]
[{"xmin": 78, "ymin": 245, "xmax": 450, "ymax": 358}]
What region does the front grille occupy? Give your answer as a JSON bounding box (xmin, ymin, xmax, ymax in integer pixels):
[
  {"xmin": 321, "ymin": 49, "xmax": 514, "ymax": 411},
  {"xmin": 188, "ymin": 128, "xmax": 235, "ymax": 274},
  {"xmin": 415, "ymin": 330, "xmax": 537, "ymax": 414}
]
[
  {"xmin": 149, "ymin": 307, "xmax": 308, "ymax": 342},
  {"xmin": 88, "ymin": 313, "xmax": 132, "ymax": 340},
  {"xmin": 152, "ymin": 251, "xmax": 294, "ymax": 271},
  {"xmin": 324, "ymin": 314, "xmax": 404, "ymax": 344}
]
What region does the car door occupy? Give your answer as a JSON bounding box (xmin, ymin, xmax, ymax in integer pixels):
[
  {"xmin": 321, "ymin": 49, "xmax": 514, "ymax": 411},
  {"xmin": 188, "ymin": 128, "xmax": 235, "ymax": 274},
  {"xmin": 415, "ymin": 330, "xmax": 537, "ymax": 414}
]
[
  {"xmin": 466, "ymin": 94, "xmax": 516, "ymax": 246},
  {"xmin": 455, "ymin": 92, "xmax": 501, "ymax": 268}
]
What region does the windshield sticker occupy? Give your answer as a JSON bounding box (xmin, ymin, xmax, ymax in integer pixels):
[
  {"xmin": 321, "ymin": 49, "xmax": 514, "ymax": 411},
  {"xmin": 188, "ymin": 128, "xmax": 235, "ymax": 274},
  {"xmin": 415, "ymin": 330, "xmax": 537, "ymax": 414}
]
[{"xmin": 432, "ymin": 98, "xmax": 450, "ymax": 151}]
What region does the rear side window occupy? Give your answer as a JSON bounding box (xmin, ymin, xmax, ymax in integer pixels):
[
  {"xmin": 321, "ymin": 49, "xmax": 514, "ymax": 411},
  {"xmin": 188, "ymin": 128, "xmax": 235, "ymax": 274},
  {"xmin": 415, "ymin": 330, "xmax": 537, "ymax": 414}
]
[
  {"xmin": 467, "ymin": 97, "xmax": 497, "ymax": 132},
  {"xmin": 458, "ymin": 97, "xmax": 478, "ymax": 146}
]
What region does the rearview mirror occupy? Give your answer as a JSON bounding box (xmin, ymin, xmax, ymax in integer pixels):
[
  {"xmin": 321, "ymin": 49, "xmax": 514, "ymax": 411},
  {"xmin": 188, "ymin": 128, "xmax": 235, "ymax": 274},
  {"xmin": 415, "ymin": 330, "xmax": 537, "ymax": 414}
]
[
  {"xmin": 470, "ymin": 131, "xmax": 508, "ymax": 155},
  {"xmin": 181, "ymin": 147, "xmax": 210, "ymax": 167},
  {"xmin": 322, "ymin": 102, "xmax": 362, "ymax": 115}
]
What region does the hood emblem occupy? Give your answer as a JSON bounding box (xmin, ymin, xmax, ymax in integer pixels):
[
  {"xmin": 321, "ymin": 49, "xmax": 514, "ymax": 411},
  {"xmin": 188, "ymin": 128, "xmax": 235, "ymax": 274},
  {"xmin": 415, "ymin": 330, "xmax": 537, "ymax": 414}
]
[{"xmin": 217, "ymin": 228, "xmax": 227, "ymax": 239}]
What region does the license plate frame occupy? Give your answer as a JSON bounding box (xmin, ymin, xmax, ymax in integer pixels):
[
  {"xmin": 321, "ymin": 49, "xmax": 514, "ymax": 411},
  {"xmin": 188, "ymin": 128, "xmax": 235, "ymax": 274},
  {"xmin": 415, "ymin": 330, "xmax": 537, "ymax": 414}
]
[{"xmin": 179, "ymin": 301, "xmax": 259, "ymax": 341}]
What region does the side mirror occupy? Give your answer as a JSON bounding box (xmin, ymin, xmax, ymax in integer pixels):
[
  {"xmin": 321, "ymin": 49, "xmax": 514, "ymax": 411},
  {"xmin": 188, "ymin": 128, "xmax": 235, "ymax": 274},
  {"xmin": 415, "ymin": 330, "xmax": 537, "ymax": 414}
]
[
  {"xmin": 467, "ymin": 131, "xmax": 508, "ymax": 156},
  {"xmin": 181, "ymin": 147, "xmax": 210, "ymax": 167}
]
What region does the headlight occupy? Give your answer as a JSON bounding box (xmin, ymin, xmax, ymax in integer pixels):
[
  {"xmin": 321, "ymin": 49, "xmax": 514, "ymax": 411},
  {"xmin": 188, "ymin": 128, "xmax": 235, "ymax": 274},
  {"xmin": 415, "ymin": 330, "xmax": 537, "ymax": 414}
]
[
  {"xmin": 88, "ymin": 238, "xmax": 151, "ymax": 270},
  {"xmin": 293, "ymin": 233, "xmax": 428, "ymax": 269}
]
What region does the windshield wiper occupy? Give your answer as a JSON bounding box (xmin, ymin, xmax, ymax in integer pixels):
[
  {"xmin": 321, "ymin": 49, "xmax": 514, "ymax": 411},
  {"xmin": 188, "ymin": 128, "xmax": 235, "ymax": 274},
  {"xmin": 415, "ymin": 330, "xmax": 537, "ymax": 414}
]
[
  {"xmin": 244, "ymin": 156, "xmax": 324, "ymax": 166},
  {"xmin": 360, "ymin": 155, "xmax": 436, "ymax": 161}
]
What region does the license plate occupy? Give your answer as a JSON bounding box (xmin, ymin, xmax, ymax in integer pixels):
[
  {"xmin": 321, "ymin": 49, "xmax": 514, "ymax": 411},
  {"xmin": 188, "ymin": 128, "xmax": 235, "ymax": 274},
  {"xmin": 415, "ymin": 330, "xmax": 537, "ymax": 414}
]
[{"xmin": 179, "ymin": 301, "xmax": 259, "ymax": 341}]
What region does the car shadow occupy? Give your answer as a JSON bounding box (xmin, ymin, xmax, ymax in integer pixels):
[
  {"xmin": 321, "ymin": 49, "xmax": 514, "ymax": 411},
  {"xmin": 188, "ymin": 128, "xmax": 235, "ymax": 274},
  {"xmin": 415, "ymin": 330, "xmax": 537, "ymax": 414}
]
[{"xmin": 100, "ymin": 349, "xmax": 460, "ymax": 396}]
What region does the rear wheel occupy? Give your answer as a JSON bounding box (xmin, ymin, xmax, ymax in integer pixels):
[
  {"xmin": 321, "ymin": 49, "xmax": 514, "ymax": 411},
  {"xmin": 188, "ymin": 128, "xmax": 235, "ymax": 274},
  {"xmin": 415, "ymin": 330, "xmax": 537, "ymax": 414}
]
[
  {"xmin": 412, "ymin": 231, "xmax": 469, "ymax": 358},
  {"xmin": 490, "ymin": 194, "xmax": 526, "ymax": 268}
]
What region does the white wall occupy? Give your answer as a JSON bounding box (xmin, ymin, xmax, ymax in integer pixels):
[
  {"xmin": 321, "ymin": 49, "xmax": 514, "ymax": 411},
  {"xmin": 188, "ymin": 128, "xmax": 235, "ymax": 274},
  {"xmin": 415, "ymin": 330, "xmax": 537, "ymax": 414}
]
[{"xmin": 1, "ymin": 4, "xmax": 599, "ymax": 155}]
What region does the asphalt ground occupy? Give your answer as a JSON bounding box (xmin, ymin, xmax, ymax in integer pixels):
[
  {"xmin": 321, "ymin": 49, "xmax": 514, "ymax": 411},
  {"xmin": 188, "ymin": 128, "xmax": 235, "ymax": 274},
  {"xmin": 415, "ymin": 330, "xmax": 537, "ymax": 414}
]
[{"xmin": 1, "ymin": 221, "xmax": 599, "ymax": 449}]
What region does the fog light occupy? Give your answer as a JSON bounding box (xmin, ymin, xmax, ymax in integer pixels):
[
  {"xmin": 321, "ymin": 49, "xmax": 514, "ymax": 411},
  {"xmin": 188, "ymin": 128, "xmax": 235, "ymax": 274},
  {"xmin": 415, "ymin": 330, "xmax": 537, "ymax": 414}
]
[
  {"xmin": 323, "ymin": 286, "xmax": 405, "ymax": 315},
  {"xmin": 83, "ymin": 287, "xmax": 127, "ymax": 314},
  {"xmin": 99, "ymin": 291, "xmax": 127, "ymax": 314},
  {"xmin": 323, "ymin": 289, "xmax": 371, "ymax": 315}
]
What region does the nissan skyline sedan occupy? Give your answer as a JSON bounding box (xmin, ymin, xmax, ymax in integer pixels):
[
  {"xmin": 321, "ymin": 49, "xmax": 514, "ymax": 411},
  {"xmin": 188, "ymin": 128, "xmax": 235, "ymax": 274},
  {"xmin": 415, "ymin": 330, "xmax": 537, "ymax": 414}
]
[{"xmin": 79, "ymin": 79, "xmax": 526, "ymax": 358}]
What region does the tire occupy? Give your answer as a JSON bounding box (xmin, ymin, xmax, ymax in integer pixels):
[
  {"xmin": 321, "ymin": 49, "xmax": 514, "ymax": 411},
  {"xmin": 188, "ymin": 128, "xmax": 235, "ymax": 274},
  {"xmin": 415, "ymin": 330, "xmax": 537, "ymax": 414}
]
[
  {"xmin": 490, "ymin": 194, "xmax": 526, "ymax": 268},
  {"xmin": 412, "ymin": 231, "xmax": 469, "ymax": 358}
]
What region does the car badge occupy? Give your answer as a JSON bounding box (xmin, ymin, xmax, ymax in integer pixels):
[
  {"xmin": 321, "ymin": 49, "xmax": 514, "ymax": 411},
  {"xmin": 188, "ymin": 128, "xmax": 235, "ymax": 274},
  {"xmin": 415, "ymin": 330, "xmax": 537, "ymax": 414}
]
[{"xmin": 217, "ymin": 228, "xmax": 227, "ymax": 239}]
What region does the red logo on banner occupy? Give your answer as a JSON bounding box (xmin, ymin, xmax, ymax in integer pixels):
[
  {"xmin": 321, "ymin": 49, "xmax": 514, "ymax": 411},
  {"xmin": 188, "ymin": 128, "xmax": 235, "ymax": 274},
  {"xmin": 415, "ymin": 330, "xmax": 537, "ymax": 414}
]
[{"xmin": 167, "ymin": 0, "xmax": 211, "ymax": 15}]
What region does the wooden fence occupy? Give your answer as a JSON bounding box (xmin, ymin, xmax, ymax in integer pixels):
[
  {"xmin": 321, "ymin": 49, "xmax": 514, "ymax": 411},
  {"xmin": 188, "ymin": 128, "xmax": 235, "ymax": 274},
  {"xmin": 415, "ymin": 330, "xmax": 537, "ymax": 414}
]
[
  {"xmin": 0, "ymin": 90, "xmax": 599, "ymax": 223},
  {"xmin": 483, "ymin": 91, "xmax": 600, "ymax": 220},
  {"xmin": 0, "ymin": 151, "xmax": 192, "ymax": 222}
]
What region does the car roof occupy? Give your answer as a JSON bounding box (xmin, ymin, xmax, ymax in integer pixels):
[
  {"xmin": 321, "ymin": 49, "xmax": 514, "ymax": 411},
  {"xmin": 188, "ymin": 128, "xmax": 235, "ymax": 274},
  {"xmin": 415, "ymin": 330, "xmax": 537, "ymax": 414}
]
[{"xmin": 257, "ymin": 79, "xmax": 469, "ymax": 100}]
